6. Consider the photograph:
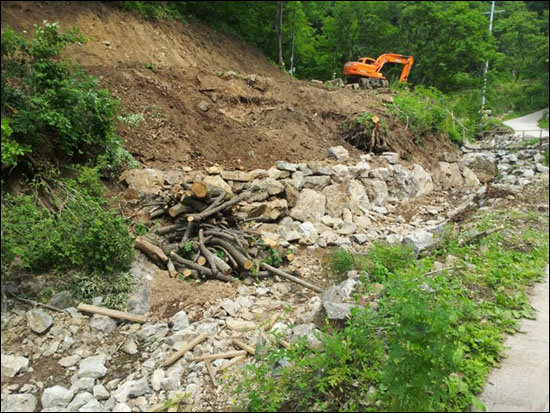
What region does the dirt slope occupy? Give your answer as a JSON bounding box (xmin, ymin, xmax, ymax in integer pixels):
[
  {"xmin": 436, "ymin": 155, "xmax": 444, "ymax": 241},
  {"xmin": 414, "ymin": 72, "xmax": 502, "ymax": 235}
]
[{"xmin": 1, "ymin": 1, "xmax": 455, "ymax": 171}]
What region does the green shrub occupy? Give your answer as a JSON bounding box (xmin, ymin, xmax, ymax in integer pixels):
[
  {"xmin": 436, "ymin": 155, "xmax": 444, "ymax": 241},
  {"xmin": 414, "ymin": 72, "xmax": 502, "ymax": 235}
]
[
  {"xmin": 390, "ymin": 85, "xmax": 469, "ymax": 144},
  {"xmin": 1, "ymin": 170, "xmax": 134, "ymax": 274},
  {"xmin": 1, "ymin": 22, "xmax": 121, "ymax": 168},
  {"xmin": 236, "ymin": 211, "xmax": 548, "ymax": 412},
  {"xmin": 1, "ymin": 118, "xmax": 30, "ymax": 168}
]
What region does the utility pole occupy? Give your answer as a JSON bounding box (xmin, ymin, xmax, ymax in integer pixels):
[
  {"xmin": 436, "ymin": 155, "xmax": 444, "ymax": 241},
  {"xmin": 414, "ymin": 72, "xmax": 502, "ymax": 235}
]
[
  {"xmin": 481, "ymin": 1, "xmax": 504, "ymax": 114},
  {"xmin": 289, "ymin": 3, "xmax": 297, "ymax": 75}
]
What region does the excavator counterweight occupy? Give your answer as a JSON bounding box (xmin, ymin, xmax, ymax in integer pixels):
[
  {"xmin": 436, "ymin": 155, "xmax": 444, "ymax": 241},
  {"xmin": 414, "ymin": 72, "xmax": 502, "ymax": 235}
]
[{"xmin": 343, "ymin": 53, "xmax": 414, "ymax": 88}]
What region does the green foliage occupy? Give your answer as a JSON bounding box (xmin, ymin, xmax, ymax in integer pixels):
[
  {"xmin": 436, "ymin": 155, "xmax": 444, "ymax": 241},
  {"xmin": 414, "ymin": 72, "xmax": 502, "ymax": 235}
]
[
  {"xmin": 68, "ymin": 270, "xmax": 133, "ymax": 310},
  {"xmin": 118, "ymin": 113, "xmax": 146, "ymax": 127},
  {"xmin": 263, "ymin": 248, "xmax": 282, "ymax": 268},
  {"xmin": 117, "ymin": 1, "xmax": 186, "ymax": 21},
  {"xmin": 236, "ymin": 210, "xmax": 549, "ymax": 412},
  {"xmin": 144, "ymin": 62, "xmax": 156, "ymax": 72},
  {"xmin": 1, "ymin": 117, "xmax": 30, "ymax": 168},
  {"xmin": 390, "ymin": 85, "xmax": 470, "ymax": 144},
  {"xmin": 1, "ymin": 22, "xmax": 122, "ymax": 168},
  {"xmin": 1, "ymin": 168, "xmax": 134, "ymax": 275},
  {"xmin": 544, "ymin": 149, "xmax": 549, "ymax": 167},
  {"xmin": 539, "ymin": 109, "xmax": 549, "ymax": 130}
]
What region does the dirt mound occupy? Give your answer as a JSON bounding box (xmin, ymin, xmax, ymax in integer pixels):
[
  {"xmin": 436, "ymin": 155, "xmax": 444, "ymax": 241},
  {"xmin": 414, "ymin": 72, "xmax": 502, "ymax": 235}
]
[{"xmin": 1, "ymin": 1, "xmax": 456, "ymax": 171}]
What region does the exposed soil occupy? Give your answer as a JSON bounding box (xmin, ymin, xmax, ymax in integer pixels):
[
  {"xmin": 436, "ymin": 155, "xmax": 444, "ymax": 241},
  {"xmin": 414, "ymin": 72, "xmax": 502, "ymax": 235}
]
[{"xmin": 1, "ymin": 1, "xmax": 456, "ymax": 173}]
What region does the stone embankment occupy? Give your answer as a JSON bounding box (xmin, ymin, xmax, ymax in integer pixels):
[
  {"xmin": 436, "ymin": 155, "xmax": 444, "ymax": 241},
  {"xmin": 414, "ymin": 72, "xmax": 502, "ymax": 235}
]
[{"xmin": 2, "ymin": 136, "xmax": 548, "ymax": 412}]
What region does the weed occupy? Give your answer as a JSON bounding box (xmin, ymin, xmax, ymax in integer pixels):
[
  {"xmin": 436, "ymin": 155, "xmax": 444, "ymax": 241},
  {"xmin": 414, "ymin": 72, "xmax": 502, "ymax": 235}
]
[{"xmin": 118, "ymin": 113, "xmax": 146, "ymax": 127}]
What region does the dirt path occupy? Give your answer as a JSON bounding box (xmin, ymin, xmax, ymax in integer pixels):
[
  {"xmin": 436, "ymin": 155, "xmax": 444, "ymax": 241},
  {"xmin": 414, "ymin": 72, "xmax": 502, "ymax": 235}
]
[{"xmin": 503, "ymin": 109, "xmax": 549, "ymax": 138}]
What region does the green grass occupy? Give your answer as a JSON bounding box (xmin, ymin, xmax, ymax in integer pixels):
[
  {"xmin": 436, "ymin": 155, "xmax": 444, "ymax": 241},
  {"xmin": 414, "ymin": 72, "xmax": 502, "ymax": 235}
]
[
  {"xmin": 235, "ymin": 209, "xmax": 549, "ymax": 412},
  {"xmin": 538, "ymin": 109, "xmax": 549, "ymax": 130}
]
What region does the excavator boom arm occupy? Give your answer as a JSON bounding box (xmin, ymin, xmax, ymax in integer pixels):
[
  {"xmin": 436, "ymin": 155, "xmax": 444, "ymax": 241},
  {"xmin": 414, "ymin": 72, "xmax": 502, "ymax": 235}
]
[{"xmin": 374, "ymin": 53, "xmax": 414, "ymax": 82}]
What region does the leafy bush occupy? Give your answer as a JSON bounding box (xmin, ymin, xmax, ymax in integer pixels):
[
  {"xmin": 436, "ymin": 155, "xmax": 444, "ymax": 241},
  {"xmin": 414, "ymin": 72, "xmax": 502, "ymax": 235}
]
[
  {"xmin": 1, "ymin": 22, "xmax": 122, "ymax": 168},
  {"xmin": 1, "ymin": 169, "xmax": 134, "ymax": 275},
  {"xmin": 390, "ymin": 85, "xmax": 470, "ymax": 144},
  {"xmin": 1, "ymin": 118, "xmax": 30, "ymax": 168},
  {"xmin": 236, "ymin": 211, "xmax": 548, "ymax": 412}
]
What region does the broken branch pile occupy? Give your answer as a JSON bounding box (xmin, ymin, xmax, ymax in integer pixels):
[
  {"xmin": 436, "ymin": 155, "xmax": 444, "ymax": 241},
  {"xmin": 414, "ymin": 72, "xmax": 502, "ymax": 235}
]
[{"xmin": 138, "ymin": 179, "xmax": 322, "ymax": 291}]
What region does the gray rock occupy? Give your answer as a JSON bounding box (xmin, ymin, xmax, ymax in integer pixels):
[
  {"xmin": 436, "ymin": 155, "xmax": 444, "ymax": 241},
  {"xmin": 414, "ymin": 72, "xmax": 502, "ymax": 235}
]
[
  {"xmin": 119, "ymin": 168, "xmax": 165, "ymax": 197},
  {"xmin": 309, "ymin": 162, "xmax": 333, "ymax": 176},
  {"xmin": 436, "ymin": 162, "xmax": 464, "ymax": 189},
  {"xmin": 91, "ymin": 297, "xmax": 103, "ymax": 306},
  {"xmin": 536, "ymin": 163, "xmax": 549, "ymax": 174},
  {"xmin": 226, "ymin": 319, "xmax": 256, "ymax": 332},
  {"xmin": 203, "ymin": 175, "xmax": 232, "ymax": 194},
  {"xmin": 369, "ymin": 167, "xmax": 391, "ymax": 181},
  {"xmin": 289, "ymin": 189, "xmax": 326, "ymax": 222},
  {"xmin": 289, "ymin": 323, "xmax": 324, "ymax": 350},
  {"xmin": 381, "ymin": 152, "xmax": 399, "ymax": 164},
  {"xmin": 70, "ymin": 378, "xmax": 95, "ymax": 394},
  {"xmin": 314, "ymin": 302, "xmax": 356, "ymax": 328},
  {"xmin": 1, "ymin": 355, "xmax": 29, "ymax": 377},
  {"xmin": 113, "ymin": 403, "xmax": 132, "ymax": 412},
  {"xmin": 411, "ymin": 164, "xmax": 434, "ymax": 195},
  {"xmin": 303, "ymin": 175, "xmax": 331, "ymax": 191},
  {"xmin": 93, "ymin": 384, "xmax": 110, "ymax": 401},
  {"xmin": 1, "ymin": 394, "xmax": 37, "ymax": 412},
  {"xmin": 90, "ymin": 314, "xmax": 117, "ymax": 335},
  {"xmin": 390, "ymin": 164, "xmax": 417, "ymax": 201},
  {"xmin": 351, "ymin": 233, "xmax": 369, "ymax": 244},
  {"xmin": 267, "ymin": 167, "xmax": 291, "ymax": 180},
  {"xmin": 461, "ymin": 165, "xmax": 480, "ymax": 187},
  {"xmin": 197, "ymin": 100, "xmax": 210, "ymax": 112},
  {"xmin": 330, "ymin": 164, "xmax": 351, "ymax": 183},
  {"xmin": 78, "ymin": 354, "xmax": 108, "ymax": 379},
  {"xmin": 290, "ymin": 171, "xmax": 306, "ymax": 190},
  {"xmin": 220, "ymin": 170, "xmax": 251, "ymax": 182},
  {"xmin": 137, "ymin": 323, "xmax": 169, "ymax": 341},
  {"xmin": 151, "ymin": 369, "xmax": 164, "ymax": 391},
  {"xmin": 347, "ymin": 180, "xmax": 370, "ymax": 213},
  {"xmin": 349, "ymin": 161, "xmax": 371, "ymax": 178},
  {"xmin": 462, "ymin": 153, "xmax": 498, "ymax": 183},
  {"xmin": 49, "ymin": 291, "xmax": 75, "ymax": 309},
  {"xmin": 185, "ymin": 383, "xmax": 202, "ymax": 399},
  {"xmin": 41, "ymin": 386, "xmax": 74, "ymax": 409},
  {"xmin": 275, "ymin": 161, "xmax": 298, "ymax": 172},
  {"xmin": 386, "ymin": 233, "xmax": 403, "ymax": 244},
  {"xmin": 122, "ymin": 338, "xmax": 138, "ymax": 355},
  {"xmin": 322, "ymin": 184, "xmax": 348, "ymax": 219},
  {"xmin": 79, "ymin": 398, "xmax": 105, "ymax": 412},
  {"xmin": 193, "ymin": 320, "xmax": 218, "ymax": 336},
  {"xmin": 58, "ymin": 355, "xmax": 81, "ymax": 368},
  {"xmin": 328, "ymin": 146, "xmax": 350, "ymax": 162},
  {"xmin": 220, "ymin": 300, "xmax": 240, "ymax": 317},
  {"xmin": 403, "ymin": 229, "xmax": 435, "ymax": 254},
  {"xmin": 169, "ymin": 310, "xmax": 189, "ymax": 332},
  {"xmin": 26, "ymin": 308, "xmax": 53, "ymax": 334},
  {"xmin": 67, "ymin": 392, "xmax": 94, "ymax": 411}
]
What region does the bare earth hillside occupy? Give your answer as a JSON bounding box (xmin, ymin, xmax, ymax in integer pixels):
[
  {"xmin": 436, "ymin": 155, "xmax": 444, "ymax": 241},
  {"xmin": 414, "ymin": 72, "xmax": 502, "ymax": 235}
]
[{"xmin": 1, "ymin": 1, "xmax": 456, "ymax": 171}]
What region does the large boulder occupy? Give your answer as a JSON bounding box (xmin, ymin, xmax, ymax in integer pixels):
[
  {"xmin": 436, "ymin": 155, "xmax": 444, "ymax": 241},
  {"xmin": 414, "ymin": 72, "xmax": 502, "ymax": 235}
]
[
  {"xmin": 202, "ymin": 175, "xmax": 232, "ymax": 194},
  {"xmin": 411, "ymin": 164, "xmax": 433, "ymax": 195},
  {"xmin": 462, "ymin": 153, "xmax": 498, "ymax": 183},
  {"xmin": 328, "ymin": 146, "xmax": 350, "ymax": 162},
  {"xmin": 362, "ymin": 179, "xmax": 388, "ymax": 207},
  {"xmin": 1, "ymin": 355, "xmax": 29, "ymax": 378},
  {"xmin": 403, "ymin": 229, "xmax": 436, "ymax": 255},
  {"xmin": 289, "ymin": 189, "xmax": 326, "ymax": 222},
  {"xmin": 120, "ymin": 168, "xmax": 165, "ymax": 197},
  {"xmin": 347, "ymin": 180, "xmax": 370, "ymax": 214},
  {"xmin": 322, "ymin": 184, "xmax": 348, "ymax": 219},
  {"xmin": 390, "ymin": 164, "xmax": 417, "ymax": 201},
  {"xmin": 26, "ymin": 308, "xmax": 53, "ymax": 334},
  {"xmin": 1, "ymin": 394, "xmax": 37, "ymax": 412},
  {"xmin": 436, "ymin": 162, "xmax": 464, "ymax": 189}
]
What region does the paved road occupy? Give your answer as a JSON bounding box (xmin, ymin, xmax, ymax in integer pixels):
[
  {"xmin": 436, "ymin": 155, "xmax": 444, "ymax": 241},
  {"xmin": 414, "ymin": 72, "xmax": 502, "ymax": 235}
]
[
  {"xmin": 503, "ymin": 109, "xmax": 549, "ymax": 138},
  {"xmin": 478, "ymin": 265, "xmax": 549, "ymax": 412}
]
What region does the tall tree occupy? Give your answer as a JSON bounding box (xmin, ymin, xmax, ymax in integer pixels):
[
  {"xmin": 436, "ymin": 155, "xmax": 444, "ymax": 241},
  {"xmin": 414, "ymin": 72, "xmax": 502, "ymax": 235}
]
[{"xmin": 276, "ymin": 1, "xmax": 285, "ymax": 68}]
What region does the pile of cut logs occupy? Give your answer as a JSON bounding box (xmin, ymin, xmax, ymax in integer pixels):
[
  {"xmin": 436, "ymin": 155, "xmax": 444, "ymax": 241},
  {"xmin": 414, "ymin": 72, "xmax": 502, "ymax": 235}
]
[{"xmin": 135, "ymin": 180, "xmax": 324, "ymax": 293}]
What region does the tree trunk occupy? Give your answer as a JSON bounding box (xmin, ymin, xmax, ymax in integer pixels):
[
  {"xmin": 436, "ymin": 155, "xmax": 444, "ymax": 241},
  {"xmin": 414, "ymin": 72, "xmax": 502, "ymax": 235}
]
[{"xmin": 276, "ymin": 1, "xmax": 284, "ymax": 68}]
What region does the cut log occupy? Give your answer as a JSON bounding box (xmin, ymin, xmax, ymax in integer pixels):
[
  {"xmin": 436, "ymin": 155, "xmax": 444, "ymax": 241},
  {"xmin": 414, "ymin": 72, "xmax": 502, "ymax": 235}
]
[
  {"xmin": 191, "ymin": 181, "xmax": 209, "ymax": 199},
  {"xmin": 156, "ymin": 224, "xmax": 182, "ymax": 236},
  {"xmin": 150, "ymin": 208, "xmax": 165, "ymax": 219},
  {"xmin": 135, "ymin": 237, "xmax": 168, "ymax": 264},
  {"xmin": 77, "ymin": 303, "xmax": 147, "ymax": 323},
  {"xmin": 168, "ymin": 203, "xmax": 194, "ymax": 218},
  {"xmin": 278, "ymin": 339, "xmax": 290, "ymax": 350},
  {"xmin": 188, "ymin": 191, "xmax": 250, "ymax": 222},
  {"xmin": 199, "ymin": 229, "xmax": 218, "ymax": 276},
  {"xmin": 162, "ymin": 332, "xmax": 208, "ymax": 367},
  {"xmin": 208, "ymin": 237, "xmax": 254, "ymax": 270},
  {"xmin": 210, "ymin": 253, "xmax": 232, "ymax": 274},
  {"xmin": 232, "ymin": 339, "xmax": 255, "ymax": 355},
  {"xmin": 191, "ymin": 350, "xmax": 246, "ymax": 361},
  {"xmin": 219, "ymin": 354, "xmax": 246, "ymax": 371},
  {"xmin": 167, "ymin": 259, "xmax": 177, "ymax": 278},
  {"xmin": 260, "ymin": 263, "xmax": 324, "ymax": 293},
  {"xmin": 205, "ymin": 360, "xmax": 217, "ymax": 388},
  {"xmin": 197, "ymin": 256, "xmax": 207, "ymax": 266},
  {"xmin": 171, "ymin": 252, "xmax": 238, "ymax": 282}
]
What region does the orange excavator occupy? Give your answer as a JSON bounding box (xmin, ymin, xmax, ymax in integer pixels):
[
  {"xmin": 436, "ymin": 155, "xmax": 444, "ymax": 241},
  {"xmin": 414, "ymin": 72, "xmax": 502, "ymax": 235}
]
[{"xmin": 343, "ymin": 53, "xmax": 414, "ymax": 88}]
